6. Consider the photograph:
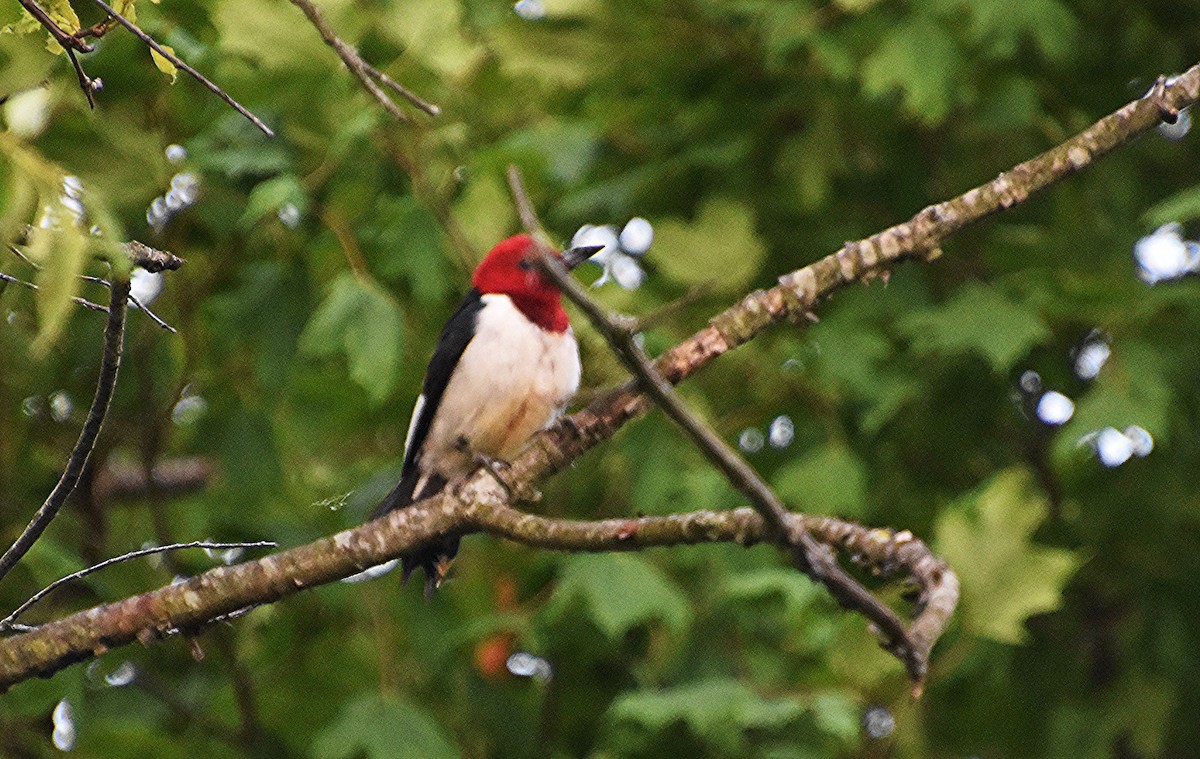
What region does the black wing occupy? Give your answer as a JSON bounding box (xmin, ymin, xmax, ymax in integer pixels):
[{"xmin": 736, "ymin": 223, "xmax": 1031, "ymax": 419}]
[{"xmin": 400, "ymin": 288, "xmax": 485, "ymax": 477}]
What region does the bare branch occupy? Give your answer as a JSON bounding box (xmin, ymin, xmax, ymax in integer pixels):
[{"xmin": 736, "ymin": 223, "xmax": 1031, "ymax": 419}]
[
  {"xmin": 16, "ymin": 0, "xmax": 94, "ymax": 52},
  {"xmin": 507, "ymin": 166, "xmax": 930, "ymax": 685},
  {"xmin": 0, "ymin": 540, "xmax": 276, "ymax": 632},
  {"xmin": 122, "ymin": 241, "xmax": 186, "ymax": 273},
  {"xmin": 1, "ymin": 270, "xmax": 110, "ymax": 312},
  {"xmin": 85, "ymin": 0, "xmax": 275, "ymax": 138},
  {"xmin": 0, "ymin": 60, "xmax": 1195, "ymax": 691},
  {"xmin": 1, "ymin": 266, "xmax": 177, "ymax": 332},
  {"xmin": 289, "ymin": 0, "xmax": 440, "ymax": 121},
  {"xmin": 0, "ymin": 277, "xmax": 131, "ymax": 584},
  {"xmin": 66, "ymin": 48, "xmax": 99, "ymax": 109}
]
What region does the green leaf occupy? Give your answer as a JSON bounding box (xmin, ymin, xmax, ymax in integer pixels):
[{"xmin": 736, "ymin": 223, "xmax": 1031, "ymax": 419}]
[
  {"xmin": 653, "ymin": 198, "xmax": 766, "ymax": 293},
  {"xmin": 607, "ymin": 678, "xmax": 803, "ymax": 754},
  {"xmin": 718, "ymin": 568, "xmax": 817, "ymax": 611},
  {"xmin": 451, "ymin": 172, "xmax": 513, "ymax": 258},
  {"xmin": 362, "ymin": 196, "xmax": 452, "ymax": 305},
  {"xmin": 239, "ymin": 175, "xmax": 307, "ymax": 229},
  {"xmin": 547, "ymin": 554, "xmax": 690, "ymax": 639},
  {"xmin": 897, "ymin": 282, "xmax": 1049, "ymax": 372},
  {"xmin": 1143, "ymin": 184, "xmax": 1200, "ymax": 226},
  {"xmin": 150, "ymin": 46, "xmax": 177, "ymax": 83},
  {"xmin": 959, "ymin": 0, "xmax": 1079, "ymax": 63},
  {"xmin": 861, "ymin": 18, "xmax": 961, "ymax": 124},
  {"xmin": 299, "ymin": 273, "xmax": 405, "ymax": 404},
  {"xmin": 935, "ymin": 468, "xmax": 1081, "ymax": 644},
  {"xmin": 810, "ymin": 691, "xmax": 860, "ymax": 742},
  {"xmin": 774, "ymin": 442, "xmax": 868, "ymax": 517},
  {"xmin": 30, "ymin": 222, "xmax": 89, "ymax": 356},
  {"xmin": 313, "ymin": 693, "xmax": 460, "ymax": 759}
]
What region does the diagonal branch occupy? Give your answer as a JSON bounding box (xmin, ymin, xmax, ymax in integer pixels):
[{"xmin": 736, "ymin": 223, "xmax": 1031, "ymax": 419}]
[
  {"xmin": 0, "ymin": 60, "xmax": 1195, "ymax": 691},
  {"xmin": 506, "ymin": 166, "xmax": 933, "ymax": 686},
  {"xmin": 289, "ymin": 0, "xmax": 441, "ymax": 121},
  {"xmin": 16, "ymin": 0, "xmax": 93, "ymax": 52},
  {"xmin": 0, "ymin": 277, "xmax": 131, "ymax": 585},
  {"xmin": 86, "ymin": 0, "xmax": 275, "ymax": 138}
]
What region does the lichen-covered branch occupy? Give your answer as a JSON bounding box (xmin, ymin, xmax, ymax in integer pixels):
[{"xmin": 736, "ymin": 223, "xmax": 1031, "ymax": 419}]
[
  {"xmin": 506, "ymin": 166, "xmax": 935, "ymax": 685},
  {"xmin": 0, "ymin": 61, "xmax": 1195, "ymax": 691}
]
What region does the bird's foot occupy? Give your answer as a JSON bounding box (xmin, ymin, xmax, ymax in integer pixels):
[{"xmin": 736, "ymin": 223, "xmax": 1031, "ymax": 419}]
[{"xmin": 454, "ymin": 436, "xmax": 541, "ymax": 502}]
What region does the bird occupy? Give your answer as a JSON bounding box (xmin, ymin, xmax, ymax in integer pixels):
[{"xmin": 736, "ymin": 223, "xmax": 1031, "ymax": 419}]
[{"xmin": 371, "ymin": 234, "xmax": 601, "ymax": 598}]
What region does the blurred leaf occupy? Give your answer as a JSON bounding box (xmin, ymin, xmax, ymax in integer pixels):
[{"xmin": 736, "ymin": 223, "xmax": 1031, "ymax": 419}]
[
  {"xmin": 187, "ymin": 114, "xmax": 291, "ymax": 178},
  {"xmin": 861, "ymin": 18, "xmax": 961, "ymax": 124},
  {"xmin": 547, "ymin": 554, "xmax": 690, "ymax": 639},
  {"xmin": 897, "ymin": 282, "xmax": 1049, "ymax": 372},
  {"xmin": 774, "ymin": 442, "xmax": 868, "ymax": 517},
  {"xmin": 313, "ymin": 692, "xmax": 460, "ymax": 759},
  {"xmin": 452, "ymin": 172, "xmax": 512, "ymax": 257},
  {"xmin": 362, "ymin": 196, "xmax": 453, "ymax": 305},
  {"xmin": 300, "ymin": 272, "xmax": 404, "ymax": 404},
  {"xmin": 607, "ymin": 678, "xmax": 803, "ymax": 754},
  {"xmin": 29, "ymin": 223, "xmax": 88, "ymax": 355},
  {"xmin": 810, "ymin": 691, "xmax": 860, "ymax": 742},
  {"xmin": 935, "ymin": 468, "xmax": 1081, "ymax": 644},
  {"xmin": 240, "ymin": 174, "xmax": 307, "ymax": 229},
  {"xmin": 381, "ymin": 0, "xmax": 481, "ymax": 79},
  {"xmin": 1143, "ymin": 184, "xmax": 1200, "ymax": 226},
  {"xmin": 958, "ymin": 0, "xmax": 1079, "ymax": 62},
  {"xmin": 654, "ymin": 198, "xmax": 766, "ymax": 293}
]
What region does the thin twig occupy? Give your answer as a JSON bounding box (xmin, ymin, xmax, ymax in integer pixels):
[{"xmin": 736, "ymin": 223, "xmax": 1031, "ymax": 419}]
[
  {"xmin": 128, "ymin": 294, "xmax": 176, "ymax": 333},
  {"xmin": 0, "ymin": 541, "xmax": 276, "ymax": 632},
  {"xmin": 0, "ymin": 278, "xmax": 131, "ymax": 585},
  {"xmin": 85, "ymin": 0, "xmax": 275, "ymax": 138},
  {"xmin": 288, "ymin": 0, "xmax": 440, "ymax": 121},
  {"xmin": 66, "ymin": 48, "xmax": 97, "ymax": 109},
  {"xmin": 0, "ymin": 270, "xmax": 176, "ymax": 331},
  {"xmin": 360, "ymin": 59, "xmax": 441, "ymax": 117},
  {"xmin": 1, "ymin": 270, "xmax": 111, "ymax": 312},
  {"xmin": 16, "ymin": 0, "xmax": 93, "ymax": 52},
  {"xmin": 506, "ymin": 166, "xmax": 924, "ymax": 683}
]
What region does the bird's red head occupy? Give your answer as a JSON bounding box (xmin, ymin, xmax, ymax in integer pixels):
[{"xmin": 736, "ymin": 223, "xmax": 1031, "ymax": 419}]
[{"xmin": 472, "ymin": 234, "xmax": 569, "ymax": 333}]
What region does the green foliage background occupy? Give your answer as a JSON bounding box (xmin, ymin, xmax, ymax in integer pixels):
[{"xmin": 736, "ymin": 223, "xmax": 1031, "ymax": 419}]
[{"xmin": 2, "ymin": 0, "xmax": 1199, "ymax": 756}]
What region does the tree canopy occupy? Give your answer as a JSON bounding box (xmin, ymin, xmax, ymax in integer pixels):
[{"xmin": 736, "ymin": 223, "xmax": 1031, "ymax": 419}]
[{"xmin": 2, "ymin": 0, "xmax": 1199, "ymax": 757}]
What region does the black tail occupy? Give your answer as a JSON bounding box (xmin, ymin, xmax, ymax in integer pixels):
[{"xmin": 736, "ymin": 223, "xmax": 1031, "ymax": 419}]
[{"xmin": 371, "ymin": 471, "xmax": 458, "ymax": 599}]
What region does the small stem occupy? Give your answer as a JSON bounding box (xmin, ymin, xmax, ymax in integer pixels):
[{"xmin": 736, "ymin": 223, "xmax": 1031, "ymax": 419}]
[
  {"xmin": 0, "ymin": 278, "xmax": 131, "ymax": 584},
  {"xmin": 86, "ymin": 0, "xmax": 274, "ymax": 137}
]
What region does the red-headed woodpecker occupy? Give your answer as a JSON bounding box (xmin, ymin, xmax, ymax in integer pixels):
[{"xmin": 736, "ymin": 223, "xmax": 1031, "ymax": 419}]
[{"xmin": 372, "ymin": 234, "xmax": 601, "ymax": 597}]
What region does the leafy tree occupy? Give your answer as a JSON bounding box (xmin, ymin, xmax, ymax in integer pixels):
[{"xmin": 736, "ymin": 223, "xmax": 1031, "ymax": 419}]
[{"xmin": 2, "ymin": 1, "xmax": 1199, "ymax": 757}]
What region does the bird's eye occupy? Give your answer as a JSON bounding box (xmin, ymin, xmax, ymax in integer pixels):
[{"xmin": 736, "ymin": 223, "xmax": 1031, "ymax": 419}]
[{"xmin": 518, "ymin": 259, "xmax": 534, "ymax": 271}]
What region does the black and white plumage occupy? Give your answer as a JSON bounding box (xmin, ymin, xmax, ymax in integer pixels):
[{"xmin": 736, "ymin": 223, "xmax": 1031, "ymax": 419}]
[{"xmin": 370, "ymin": 235, "xmax": 590, "ymax": 597}]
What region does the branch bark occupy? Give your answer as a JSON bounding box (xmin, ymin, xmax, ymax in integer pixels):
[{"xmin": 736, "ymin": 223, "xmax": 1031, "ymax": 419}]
[
  {"xmin": 0, "ymin": 61, "xmax": 1196, "ymax": 692},
  {"xmin": 506, "ymin": 166, "xmax": 935, "ymax": 685},
  {"xmin": 0, "ymin": 277, "xmax": 131, "ymax": 585}
]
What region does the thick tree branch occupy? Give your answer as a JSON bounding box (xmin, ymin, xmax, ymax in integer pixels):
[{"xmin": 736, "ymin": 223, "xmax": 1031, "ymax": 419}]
[
  {"xmin": 0, "ymin": 278, "xmax": 130, "ymax": 584},
  {"xmin": 0, "ymin": 541, "xmax": 275, "ymax": 632},
  {"xmin": 0, "ymin": 61, "xmax": 1195, "ymax": 691}
]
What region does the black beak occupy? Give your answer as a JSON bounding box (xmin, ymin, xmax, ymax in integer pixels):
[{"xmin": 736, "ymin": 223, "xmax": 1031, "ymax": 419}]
[{"xmin": 561, "ymin": 244, "xmax": 604, "ymax": 271}]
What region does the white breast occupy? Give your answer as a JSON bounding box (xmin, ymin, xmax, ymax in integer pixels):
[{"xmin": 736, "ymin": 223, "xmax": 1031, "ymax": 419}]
[{"xmin": 420, "ymin": 294, "xmax": 580, "ymax": 479}]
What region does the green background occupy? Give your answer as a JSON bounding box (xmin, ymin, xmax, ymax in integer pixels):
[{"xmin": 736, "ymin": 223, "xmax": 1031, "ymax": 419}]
[{"xmin": 2, "ymin": 0, "xmax": 1199, "ymax": 756}]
